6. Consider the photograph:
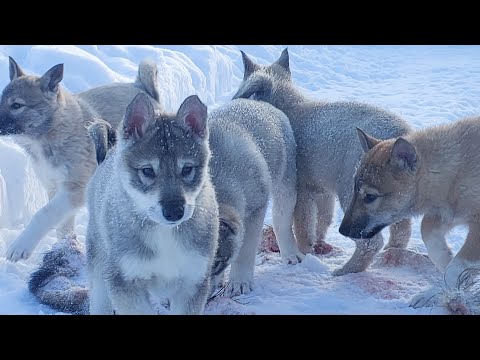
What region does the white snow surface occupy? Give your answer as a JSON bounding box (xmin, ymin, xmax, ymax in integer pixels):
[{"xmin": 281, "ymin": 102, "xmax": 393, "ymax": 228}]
[{"xmin": 1, "ymin": 45, "xmax": 479, "ymax": 315}]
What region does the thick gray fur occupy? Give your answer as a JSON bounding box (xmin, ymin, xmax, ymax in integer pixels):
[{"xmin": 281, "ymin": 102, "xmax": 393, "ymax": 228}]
[
  {"xmin": 28, "ymin": 234, "xmax": 88, "ymax": 315},
  {"xmin": 81, "ymin": 59, "xmax": 160, "ymax": 165},
  {"xmin": 86, "ymin": 93, "xmax": 218, "ymax": 314},
  {"xmin": 77, "ymin": 59, "xmax": 161, "ymax": 130},
  {"xmin": 233, "ymin": 49, "xmax": 413, "ymax": 275},
  {"xmin": 208, "ymin": 98, "xmax": 299, "ymax": 296}
]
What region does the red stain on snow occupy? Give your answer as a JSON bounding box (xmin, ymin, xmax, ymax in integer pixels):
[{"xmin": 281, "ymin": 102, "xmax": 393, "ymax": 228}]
[
  {"xmin": 354, "ymin": 275, "xmax": 406, "ymax": 300},
  {"xmin": 259, "ymin": 225, "xmax": 342, "ymax": 257},
  {"xmin": 376, "ymin": 248, "xmax": 434, "ymax": 271}
]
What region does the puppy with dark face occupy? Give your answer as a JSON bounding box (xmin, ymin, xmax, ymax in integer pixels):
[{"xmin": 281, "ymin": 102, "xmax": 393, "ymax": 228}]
[
  {"xmin": 233, "ymin": 49, "xmax": 413, "ymax": 276},
  {"xmin": 206, "ymin": 98, "xmax": 299, "ymax": 297},
  {"xmin": 86, "ymin": 93, "xmax": 219, "ymax": 315},
  {"xmin": 116, "ymin": 94, "xmax": 211, "ymax": 227}
]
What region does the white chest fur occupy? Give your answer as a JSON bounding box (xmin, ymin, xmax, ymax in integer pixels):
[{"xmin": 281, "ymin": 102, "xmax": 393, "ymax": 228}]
[
  {"xmin": 16, "ymin": 137, "xmax": 67, "ymax": 191},
  {"xmin": 119, "ymin": 228, "xmax": 209, "ymax": 285}
]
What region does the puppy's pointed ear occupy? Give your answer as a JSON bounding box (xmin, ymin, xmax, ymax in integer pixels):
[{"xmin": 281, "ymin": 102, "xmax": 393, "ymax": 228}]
[
  {"xmin": 390, "ymin": 137, "xmax": 417, "ymax": 172},
  {"xmin": 275, "ymin": 48, "xmax": 290, "ymax": 74},
  {"xmin": 240, "ymin": 50, "xmax": 259, "ymax": 80},
  {"xmin": 177, "ymin": 95, "xmax": 208, "ymax": 139},
  {"xmin": 123, "ymin": 93, "xmax": 154, "ymax": 140},
  {"xmin": 356, "ymin": 128, "xmax": 381, "ymax": 152},
  {"xmin": 39, "ymin": 64, "xmax": 64, "ymax": 94},
  {"xmin": 9, "ymin": 56, "xmax": 25, "ymax": 81}
]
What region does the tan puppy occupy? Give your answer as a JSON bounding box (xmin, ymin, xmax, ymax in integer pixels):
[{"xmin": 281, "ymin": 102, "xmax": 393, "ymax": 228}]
[{"xmin": 340, "ymin": 117, "xmax": 480, "ymax": 308}]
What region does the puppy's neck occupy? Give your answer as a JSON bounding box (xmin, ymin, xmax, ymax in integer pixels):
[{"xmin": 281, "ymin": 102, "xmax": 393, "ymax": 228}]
[
  {"xmin": 271, "ymin": 82, "xmax": 307, "ymax": 116},
  {"xmin": 411, "ymin": 135, "xmax": 461, "ymax": 215}
]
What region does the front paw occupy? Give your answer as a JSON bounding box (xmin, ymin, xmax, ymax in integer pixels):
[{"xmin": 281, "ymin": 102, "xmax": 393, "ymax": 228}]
[
  {"xmin": 333, "ymin": 262, "xmax": 369, "ymax": 276},
  {"xmin": 409, "ymin": 286, "xmax": 443, "ymax": 308},
  {"xmin": 6, "ymin": 238, "xmax": 35, "ymax": 262},
  {"xmin": 225, "ymin": 270, "xmax": 254, "ymax": 297},
  {"xmin": 225, "ymin": 280, "xmax": 254, "ymax": 297},
  {"xmin": 313, "ymin": 241, "xmax": 337, "ymax": 255},
  {"xmin": 282, "ymin": 251, "xmax": 305, "ymax": 265},
  {"xmin": 298, "ymin": 244, "xmax": 313, "ymax": 255}
]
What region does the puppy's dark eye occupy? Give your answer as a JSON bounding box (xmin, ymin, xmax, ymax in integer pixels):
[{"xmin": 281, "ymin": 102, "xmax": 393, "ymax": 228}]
[
  {"xmin": 181, "ymin": 165, "xmax": 193, "ymax": 177},
  {"xmin": 141, "ymin": 167, "xmax": 155, "ymax": 178},
  {"xmin": 364, "ymin": 193, "xmax": 378, "ymax": 204},
  {"xmin": 11, "ymin": 103, "xmax": 24, "ymax": 110}
]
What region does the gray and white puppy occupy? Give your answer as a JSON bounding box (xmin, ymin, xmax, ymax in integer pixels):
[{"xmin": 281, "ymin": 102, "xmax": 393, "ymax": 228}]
[
  {"xmin": 208, "ymin": 98, "xmax": 299, "ymax": 296},
  {"xmin": 89, "ymin": 98, "xmax": 298, "ymax": 298},
  {"xmin": 233, "ymin": 49, "xmax": 412, "ymax": 275},
  {"xmin": 86, "ymin": 93, "xmax": 218, "ymax": 315},
  {"xmin": 0, "ymin": 57, "xmax": 160, "ymax": 262}
]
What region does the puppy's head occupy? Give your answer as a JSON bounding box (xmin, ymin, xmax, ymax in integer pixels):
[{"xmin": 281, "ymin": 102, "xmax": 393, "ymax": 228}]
[
  {"xmin": 339, "ymin": 128, "xmax": 418, "ymax": 239},
  {"xmin": 117, "ymin": 93, "xmax": 210, "ymax": 227},
  {"xmin": 0, "ymin": 57, "xmax": 64, "ymax": 137},
  {"xmin": 232, "ymin": 48, "xmax": 292, "ymax": 105}
]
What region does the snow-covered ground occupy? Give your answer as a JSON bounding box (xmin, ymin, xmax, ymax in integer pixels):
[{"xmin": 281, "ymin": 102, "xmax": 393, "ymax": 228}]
[{"xmin": 1, "ymin": 45, "xmax": 479, "ymax": 315}]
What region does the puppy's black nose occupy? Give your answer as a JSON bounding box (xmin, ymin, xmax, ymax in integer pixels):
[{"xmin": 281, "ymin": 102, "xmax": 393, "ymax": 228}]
[{"xmin": 162, "ymin": 201, "xmax": 185, "ymax": 222}]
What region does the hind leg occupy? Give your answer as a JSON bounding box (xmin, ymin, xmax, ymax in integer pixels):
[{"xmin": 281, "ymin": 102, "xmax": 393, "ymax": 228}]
[
  {"xmin": 313, "ymin": 190, "xmax": 335, "ymax": 254},
  {"xmin": 293, "ymin": 185, "xmax": 318, "ymax": 255},
  {"xmin": 226, "ymin": 206, "xmax": 267, "ymax": 297},
  {"xmin": 385, "ymin": 218, "xmax": 412, "ymax": 250},
  {"xmin": 333, "ymin": 233, "xmax": 384, "ymax": 276},
  {"xmin": 272, "ymin": 184, "xmax": 304, "ymax": 265}
]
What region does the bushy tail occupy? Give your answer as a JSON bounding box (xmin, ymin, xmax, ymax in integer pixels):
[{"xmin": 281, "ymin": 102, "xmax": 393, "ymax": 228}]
[
  {"xmin": 87, "ymin": 118, "xmax": 117, "ymax": 165},
  {"xmin": 28, "ymin": 235, "xmax": 89, "ymax": 315},
  {"xmin": 136, "ymin": 59, "xmax": 160, "ymax": 103}
]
